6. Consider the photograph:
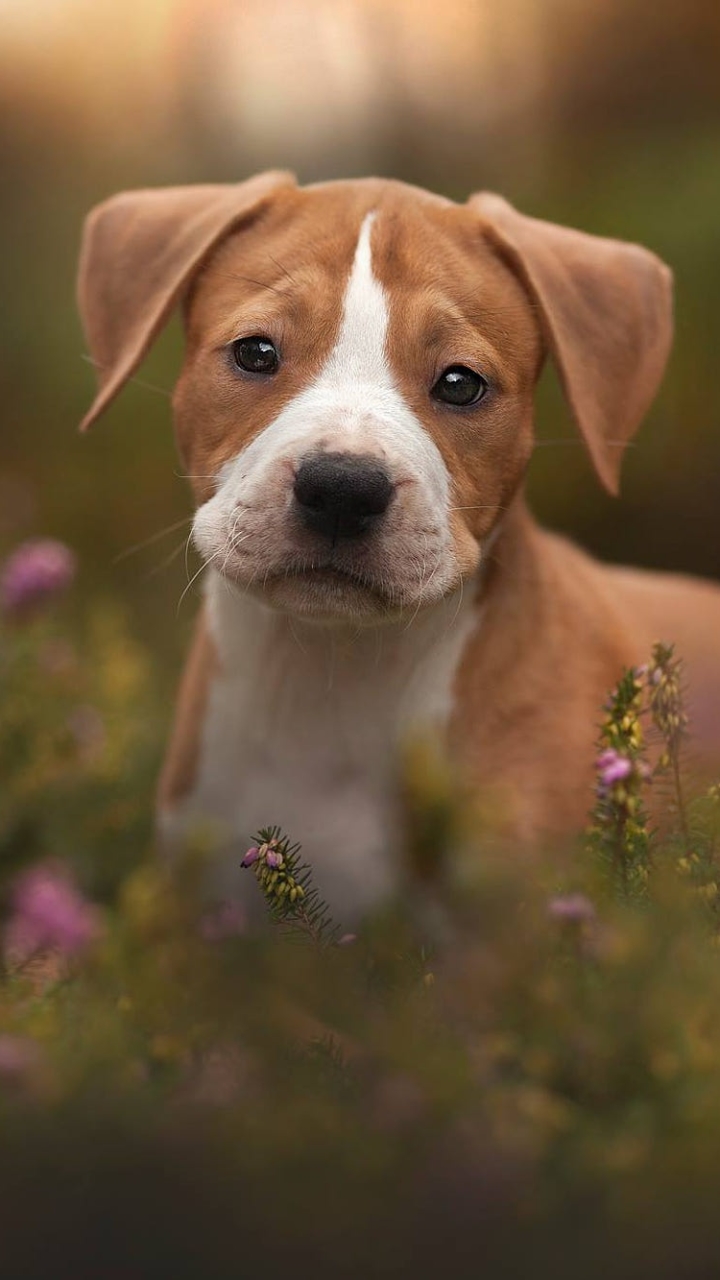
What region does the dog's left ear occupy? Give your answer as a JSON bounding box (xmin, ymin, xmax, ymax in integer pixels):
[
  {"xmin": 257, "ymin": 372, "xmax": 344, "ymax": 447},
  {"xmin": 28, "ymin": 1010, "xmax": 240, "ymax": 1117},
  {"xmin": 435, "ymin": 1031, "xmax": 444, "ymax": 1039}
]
[
  {"xmin": 77, "ymin": 170, "xmax": 296, "ymax": 431},
  {"xmin": 469, "ymin": 193, "xmax": 673, "ymax": 495}
]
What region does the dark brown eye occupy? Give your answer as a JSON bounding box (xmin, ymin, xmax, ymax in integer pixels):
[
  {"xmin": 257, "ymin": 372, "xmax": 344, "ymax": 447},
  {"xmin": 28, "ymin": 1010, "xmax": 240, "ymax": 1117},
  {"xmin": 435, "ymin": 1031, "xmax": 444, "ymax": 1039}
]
[
  {"xmin": 432, "ymin": 365, "xmax": 488, "ymax": 407},
  {"xmin": 232, "ymin": 336, "xmax": 279, "ymax": 375}
]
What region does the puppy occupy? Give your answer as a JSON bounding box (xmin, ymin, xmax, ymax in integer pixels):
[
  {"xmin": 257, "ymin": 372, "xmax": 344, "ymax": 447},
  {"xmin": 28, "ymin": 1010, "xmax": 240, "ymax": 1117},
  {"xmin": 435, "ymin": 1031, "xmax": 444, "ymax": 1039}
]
[{"xmin": 77, "ymin": 172, "xmax": 720, "ymax": 917}]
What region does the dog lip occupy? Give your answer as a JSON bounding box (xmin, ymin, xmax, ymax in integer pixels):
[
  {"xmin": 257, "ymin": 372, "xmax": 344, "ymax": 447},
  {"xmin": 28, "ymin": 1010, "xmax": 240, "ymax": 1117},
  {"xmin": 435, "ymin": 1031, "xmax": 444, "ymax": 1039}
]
[{"xmin": 267, "ymin": 562, "xmax": 392, "ymax": 602}]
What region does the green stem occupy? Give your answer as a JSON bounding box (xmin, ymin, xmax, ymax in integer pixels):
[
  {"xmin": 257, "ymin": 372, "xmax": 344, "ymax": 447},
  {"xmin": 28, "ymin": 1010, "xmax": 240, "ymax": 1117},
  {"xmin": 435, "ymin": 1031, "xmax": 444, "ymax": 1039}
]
[{"xmin": 672, "ymin": 753, "xmax": 691, "ymax": 847}]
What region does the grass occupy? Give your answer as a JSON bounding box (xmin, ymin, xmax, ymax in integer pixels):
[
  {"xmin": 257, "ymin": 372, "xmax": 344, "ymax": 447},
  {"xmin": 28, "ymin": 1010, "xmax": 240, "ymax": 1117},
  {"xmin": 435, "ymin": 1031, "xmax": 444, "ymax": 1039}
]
[{"xmin": 2, "ymin": 588, "xmax": 720, "ymax": 1278}]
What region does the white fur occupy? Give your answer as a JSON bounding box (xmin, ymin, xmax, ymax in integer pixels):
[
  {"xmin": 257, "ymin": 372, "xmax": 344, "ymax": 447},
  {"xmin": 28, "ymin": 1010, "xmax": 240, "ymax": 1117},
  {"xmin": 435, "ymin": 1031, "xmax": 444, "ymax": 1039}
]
[
  {"xmin": 161, "ymin": 571, "xmax": 477, "ymax": 921},
  {"xmin": 165, "ymin": 213, "xmax": 482, "ymax": 920},
  {"xmin": 192, "ymin": 212, "xmax": 460, "ymax": 614}
]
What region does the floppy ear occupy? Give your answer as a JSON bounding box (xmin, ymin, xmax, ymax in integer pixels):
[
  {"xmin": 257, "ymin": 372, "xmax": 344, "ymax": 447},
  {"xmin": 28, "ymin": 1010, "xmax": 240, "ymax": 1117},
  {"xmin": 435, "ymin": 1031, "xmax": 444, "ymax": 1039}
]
[
  {"xmin": 77, "ymin": 170, "xmax": 296, "ymax": 431},
  {"xmin": 468, "ymin": 193, "xmax": 673, "ymax": 495}
]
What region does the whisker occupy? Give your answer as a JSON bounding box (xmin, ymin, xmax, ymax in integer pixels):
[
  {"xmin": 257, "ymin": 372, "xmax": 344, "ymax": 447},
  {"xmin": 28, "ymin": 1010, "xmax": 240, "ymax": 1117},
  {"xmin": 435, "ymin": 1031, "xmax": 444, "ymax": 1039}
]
[
  {"xmin": 216, "ymin": 271, "xmax": 286, "ymax": 297},
  {"xmin": 448, "ymin": 573, "xmax": 466, "ymax": 631},
  {"xmin": 145, "ymin": 539, "xmax": 189, "ymax": 579},
  {"xmin": 266, "ymin": 253, "xmax": 297, "ymax": 287},
  {"xmin": 177, "ymin": 559, "xmax": 209, "ymax": 615},
  {"xmin": 184, "ymin": 529, "xmax": 194, "ymax": 586},
  {"xmin": 81, "ymin": 353, "xmax": 172, "ymax": 400},
  {"xmin": 113, "ymin": 516, "xmax": 192, "ymax": 563},
  {"xmin": 533, "ymin": 439, "xmax": 636, "ymax": 449},
  {"xmin": 449, "ymin": 504, "xmax": 509, "ymax": 513}
]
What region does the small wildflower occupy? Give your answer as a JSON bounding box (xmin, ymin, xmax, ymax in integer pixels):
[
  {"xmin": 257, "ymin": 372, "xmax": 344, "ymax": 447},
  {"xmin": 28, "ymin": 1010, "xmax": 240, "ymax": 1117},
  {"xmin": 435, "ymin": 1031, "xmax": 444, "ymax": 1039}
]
[
  {"xmin": 337, "ymin": 933, "xmax": 357, "ymax": 947},
  {"xmin": 199, "ymin": 900, "xmax": 247, "ymax": 942},
  {"xmin": 0, "ymin": 1034, "xmax": 41, "ymax": 1079},
  {"xmin": 548, "ymin": 893, "xmax": 596, "ymax": 924},
  {"xmin": 587, "ymin": 666, "xmax": 652, "ymax": 900},
  {"xmin": 4, "ymin": 864, "xmax": 101, "ymax": 962},
  {"xmin": 646, "ymin": 644, "xmax": 688, "ymax": 755},
  {"xmin": 596, "ymin": 749, "xmax": 633, "ymax": 789},
  {"xmin": 0, "ymin": 538, "xmax": 76, "ymax": 618},
  {"xmin": 646, "ymin": 642, "xmax": 690, "ymax": 841},
  {"xmin": 241, "ymin": 827, "xmax": 340, "ymax": 946}
]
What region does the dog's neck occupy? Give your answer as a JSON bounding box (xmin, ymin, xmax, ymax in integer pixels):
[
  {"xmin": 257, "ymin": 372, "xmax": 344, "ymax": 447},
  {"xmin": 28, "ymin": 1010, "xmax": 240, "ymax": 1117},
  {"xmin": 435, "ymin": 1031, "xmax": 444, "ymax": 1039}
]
[
  {"xmin": 205, "ymin": 496, "xmax": 537, "ymax": 696},
  {"xmin": 172, "ymin": 498, "xmax": 546, "ymax": 917},
  {"xmin": 206, "ymin": 561, "xmax": 479, "ymax": 730}
]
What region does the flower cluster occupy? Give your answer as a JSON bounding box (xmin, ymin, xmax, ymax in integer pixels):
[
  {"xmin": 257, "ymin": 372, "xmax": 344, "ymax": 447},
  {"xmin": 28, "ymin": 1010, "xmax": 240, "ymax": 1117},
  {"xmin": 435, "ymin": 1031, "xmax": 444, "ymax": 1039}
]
[
  {"xmin": 647, "ymin": 642, "xmax": 688, "ymax": 769},
  {"xmin": 241, "ymin": 827, "xmax": 339, "ymax": 946},
  {"xmin": 588, "ymin": 668, "xmax": 652, "ymax": 898},
  {"xmin": 0, "ymin": 539, "xmax": 76, "ymax": 619},
  {"xmin": 4, "ymin": 864, "xmax": 101, "ymax": 963},
  {"xmin": 241, "ymin": 837, "xmax": 307, "ymax": 906}
]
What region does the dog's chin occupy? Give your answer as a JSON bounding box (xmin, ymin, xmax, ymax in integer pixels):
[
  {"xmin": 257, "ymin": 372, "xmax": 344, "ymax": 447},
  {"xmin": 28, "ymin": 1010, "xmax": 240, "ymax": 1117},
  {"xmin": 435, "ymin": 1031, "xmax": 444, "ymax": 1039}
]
[
  {"xmin": 249, "ymin": 565, "xmax": 403, "ymax": 624},
  {"xmin": 215, "ymin": 557, "xmax": 430, "ymax": 624}
]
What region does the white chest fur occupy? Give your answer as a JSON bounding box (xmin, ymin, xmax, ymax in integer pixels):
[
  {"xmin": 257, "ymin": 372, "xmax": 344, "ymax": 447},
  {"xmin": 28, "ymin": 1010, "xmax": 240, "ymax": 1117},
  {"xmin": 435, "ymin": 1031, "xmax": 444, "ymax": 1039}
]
[{"xmin": 165, "ymin": 571, "xmax": 478, "ymax": 920}]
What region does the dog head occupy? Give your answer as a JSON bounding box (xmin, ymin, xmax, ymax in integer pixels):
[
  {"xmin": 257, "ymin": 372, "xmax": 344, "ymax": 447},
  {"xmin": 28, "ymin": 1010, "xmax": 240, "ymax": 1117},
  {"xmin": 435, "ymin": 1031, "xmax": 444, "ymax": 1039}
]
[{"xmin": 78, "ymin": 173, "xmax": 672, "ymax": 623}]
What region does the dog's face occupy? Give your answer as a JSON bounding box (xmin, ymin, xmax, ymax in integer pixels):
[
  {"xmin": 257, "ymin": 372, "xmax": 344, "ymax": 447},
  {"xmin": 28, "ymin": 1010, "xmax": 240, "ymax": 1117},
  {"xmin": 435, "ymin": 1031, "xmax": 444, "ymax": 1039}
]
[
  {"xmin": 78, "ymin": 173, "xmax": 672, "ymax": 623},
  {"xmin": 180, "ymin": 183, "xmax": 540, "ymax": 621}
]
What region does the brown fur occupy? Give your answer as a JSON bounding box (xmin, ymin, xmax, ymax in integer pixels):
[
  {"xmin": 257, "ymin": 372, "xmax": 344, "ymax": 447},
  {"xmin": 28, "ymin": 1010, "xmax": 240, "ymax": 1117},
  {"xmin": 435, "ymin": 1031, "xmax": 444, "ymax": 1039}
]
[
  {"xmin": 77, "ymin": 174, "xmax": 720, "ymax": 847},
  {"xmin": 156, "ymin": 610, "xmax": 217, "ymax": 809}
]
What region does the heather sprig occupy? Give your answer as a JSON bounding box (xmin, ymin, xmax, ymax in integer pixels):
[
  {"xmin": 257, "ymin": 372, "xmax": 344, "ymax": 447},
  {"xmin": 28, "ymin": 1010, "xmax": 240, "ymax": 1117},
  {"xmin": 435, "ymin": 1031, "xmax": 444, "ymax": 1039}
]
[
  {"xmin": 588, "ymin": 666, "xmax": 652, "ymax": 899},
  {"xmin": 241, "ymin": 826, "xmax": 341, "ymax": 947},
  {"xmin": 646, "ymin": 641, "xmax": 690, "ymax": 841}
]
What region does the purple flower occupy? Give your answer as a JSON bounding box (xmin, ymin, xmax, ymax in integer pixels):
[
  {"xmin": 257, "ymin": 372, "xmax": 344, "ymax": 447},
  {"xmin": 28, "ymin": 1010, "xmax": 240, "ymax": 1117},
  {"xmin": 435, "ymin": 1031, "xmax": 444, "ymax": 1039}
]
[
  {"xmin": 240, "ymin": 846, "xmax": 260, "ymax": 868},
  {"xmin": 596, "ymin": 749, "xmax": 633, "ymax": 788},
  {"xmin": 0, "ymin": 539, "xmax": 76, "ymax": 618},
  {"xmin": 199, "ymin": 900, "xmax": 247, "ymax": 942},
  {"xmin": 0, "ymin": 1034, "xmax": 41, "ymax": 1078},
  {"xmin": 265, "ymin": 848, "xmax": 283, "ymax": 870},
  {"xmin": 548, "ymin": 893, "xmax": 596, "ymax": 924},
  {"xmin": 4, "ymin": 865, "xmax": 101, "ymax": 961}
]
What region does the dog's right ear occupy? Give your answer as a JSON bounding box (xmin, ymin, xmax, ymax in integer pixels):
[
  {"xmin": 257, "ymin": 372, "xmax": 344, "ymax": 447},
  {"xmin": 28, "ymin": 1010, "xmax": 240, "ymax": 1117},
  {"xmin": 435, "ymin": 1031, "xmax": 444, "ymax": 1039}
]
[{"xmin": 77, "ymin": 171, "xmax": 296, "ymax": 431}]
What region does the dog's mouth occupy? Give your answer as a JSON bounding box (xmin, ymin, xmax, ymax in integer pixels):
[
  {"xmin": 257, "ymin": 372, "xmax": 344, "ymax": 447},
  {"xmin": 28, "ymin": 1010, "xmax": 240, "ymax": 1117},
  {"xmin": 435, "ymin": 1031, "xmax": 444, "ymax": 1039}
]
[{"xmin": 266, "ymin": 562, "xmax": 393, "ymax": 605}]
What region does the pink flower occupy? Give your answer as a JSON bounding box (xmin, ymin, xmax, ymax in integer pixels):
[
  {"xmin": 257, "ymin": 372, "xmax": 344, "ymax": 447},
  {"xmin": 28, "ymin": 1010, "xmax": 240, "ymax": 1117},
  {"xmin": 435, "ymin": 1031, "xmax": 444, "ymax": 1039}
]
[
  {"xmin": 4, "ymin": 865, "xmax": 101, "ymax": 961},
  {"xmin": 548, "ymin": 893, "xmax": 596, "ymax": 924},
  {"xmin": 596, "ymin": 749, "xmax": 633, "ymax": 788},
  {"xmin": 265, "ymin": 848, "xmax": 283, "ymax": 870},
  {"xmin": 0, "ymin": 1034, "xmax": 41, "ymax": 1078},
  {"xmin": 0, "ymin": 539, "xmax": 76, "ymax": 618},
  {"xmin": 240, "ymin": 846, "xmax": 260, "ymax": 868},
  {"xmin": 199, "ymin": 900, "xmax": 247, "ymax": 942}
]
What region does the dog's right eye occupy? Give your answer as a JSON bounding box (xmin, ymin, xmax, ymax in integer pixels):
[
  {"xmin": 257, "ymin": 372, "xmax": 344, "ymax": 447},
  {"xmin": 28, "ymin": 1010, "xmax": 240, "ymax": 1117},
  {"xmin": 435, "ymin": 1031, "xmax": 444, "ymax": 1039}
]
[{"xmin": 231, "ymin": 336, "xmax": 280, "ymax": 375}]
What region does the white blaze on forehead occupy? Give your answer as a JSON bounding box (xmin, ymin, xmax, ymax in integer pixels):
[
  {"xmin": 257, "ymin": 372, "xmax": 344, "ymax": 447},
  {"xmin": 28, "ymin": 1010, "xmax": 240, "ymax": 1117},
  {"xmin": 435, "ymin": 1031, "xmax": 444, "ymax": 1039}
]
[
  {"xmin": 323, "ymin": 212, "xmax": 387, "ymax": 387},
  {"xmin": 215, "ymin": 208, "xmax": 449, "ymax": 481},
  {"xmin": 193, "ymin": 206, "xmax": 455, "ymax": 577}
]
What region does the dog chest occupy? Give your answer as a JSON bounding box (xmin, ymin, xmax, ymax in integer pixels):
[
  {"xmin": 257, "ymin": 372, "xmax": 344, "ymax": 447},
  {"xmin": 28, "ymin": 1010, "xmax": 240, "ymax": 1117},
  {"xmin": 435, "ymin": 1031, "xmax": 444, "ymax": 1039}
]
[{"xmin": 167, "ymin": 571, "xmax": 477, "ymax": 917}]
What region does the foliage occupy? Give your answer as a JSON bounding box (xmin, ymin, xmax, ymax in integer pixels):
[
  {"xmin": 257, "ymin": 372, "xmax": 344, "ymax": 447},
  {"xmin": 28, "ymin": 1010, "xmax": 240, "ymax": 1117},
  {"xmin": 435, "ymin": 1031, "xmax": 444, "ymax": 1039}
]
[
  {"xmin": 241, "ymin": 827, "xmax": 342, "ymax": 947},
  {"xmin": 3, "ymin": 578, "xmax": 720, "ymax": 1276}
]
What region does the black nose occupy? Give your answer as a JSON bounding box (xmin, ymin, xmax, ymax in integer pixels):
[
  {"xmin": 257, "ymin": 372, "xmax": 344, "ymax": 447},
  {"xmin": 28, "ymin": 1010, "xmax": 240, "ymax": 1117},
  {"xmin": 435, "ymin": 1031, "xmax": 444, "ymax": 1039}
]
[{"xmin": 293, "ymin": 453, "xmax": 394, "ymax": 541}]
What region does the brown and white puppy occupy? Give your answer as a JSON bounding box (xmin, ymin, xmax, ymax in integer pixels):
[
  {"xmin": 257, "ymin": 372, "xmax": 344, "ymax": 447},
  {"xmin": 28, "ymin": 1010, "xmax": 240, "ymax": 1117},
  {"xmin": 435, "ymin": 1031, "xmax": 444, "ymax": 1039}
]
[{"xmin": 78, "ymin": 172, "xmax": 720, "ymax": 917}]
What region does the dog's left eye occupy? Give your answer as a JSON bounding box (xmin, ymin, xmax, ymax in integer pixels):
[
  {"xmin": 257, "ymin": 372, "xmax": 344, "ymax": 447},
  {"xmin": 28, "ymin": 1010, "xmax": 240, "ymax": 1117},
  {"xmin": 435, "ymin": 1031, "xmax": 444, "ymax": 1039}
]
[
  {"xmin": 232, "ymin": 336, "xmax": 279, "ymax": 375},
  {"xmin": 432, "ymin": 365, "xmax": 488, "ymax": 407}
]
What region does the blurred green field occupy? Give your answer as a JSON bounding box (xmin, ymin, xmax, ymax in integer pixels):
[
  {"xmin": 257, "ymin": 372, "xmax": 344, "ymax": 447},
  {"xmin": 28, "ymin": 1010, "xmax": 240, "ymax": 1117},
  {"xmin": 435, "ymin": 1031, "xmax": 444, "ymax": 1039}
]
[{"xmin": 1, "ymin": 601, "xmax": 720, "ymax": 1277}]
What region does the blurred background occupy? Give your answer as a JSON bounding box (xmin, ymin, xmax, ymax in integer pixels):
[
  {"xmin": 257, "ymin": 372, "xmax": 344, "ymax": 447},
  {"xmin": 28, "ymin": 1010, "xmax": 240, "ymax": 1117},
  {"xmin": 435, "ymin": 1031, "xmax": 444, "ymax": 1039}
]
[{"xmin": 2, "ymin": 0, "xmax": 719, "ymax": 692}]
